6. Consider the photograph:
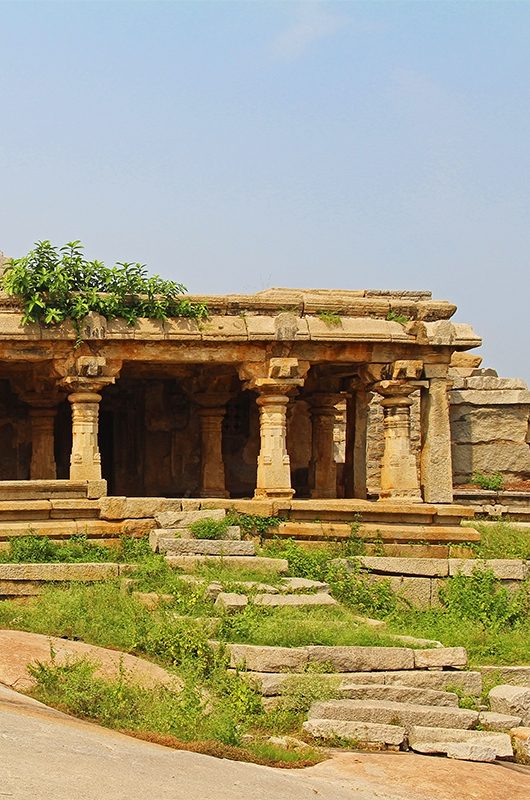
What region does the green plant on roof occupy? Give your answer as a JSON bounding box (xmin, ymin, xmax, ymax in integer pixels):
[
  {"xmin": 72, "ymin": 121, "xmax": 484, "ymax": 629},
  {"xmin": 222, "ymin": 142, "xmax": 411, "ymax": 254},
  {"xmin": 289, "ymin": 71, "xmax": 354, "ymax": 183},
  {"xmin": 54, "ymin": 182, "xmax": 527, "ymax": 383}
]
[
  {"xmin": 386, "ymin": 310, "xmax": 409, "ymax": 325},
  {"xmin": 317, "ymin": 310, "xmax": 342, "ymax": 326},
  {"xmin": 1, "ymin": 240, "xmax": 208, "ymax": 343}
]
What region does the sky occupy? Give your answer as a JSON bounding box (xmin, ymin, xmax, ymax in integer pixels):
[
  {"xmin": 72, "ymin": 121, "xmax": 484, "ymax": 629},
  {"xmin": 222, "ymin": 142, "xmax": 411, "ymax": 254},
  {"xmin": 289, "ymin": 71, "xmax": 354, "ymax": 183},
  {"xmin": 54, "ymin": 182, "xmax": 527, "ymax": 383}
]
[{"xmin": 0, "ymin": 0, "xmax": 529, "ymax": 380}]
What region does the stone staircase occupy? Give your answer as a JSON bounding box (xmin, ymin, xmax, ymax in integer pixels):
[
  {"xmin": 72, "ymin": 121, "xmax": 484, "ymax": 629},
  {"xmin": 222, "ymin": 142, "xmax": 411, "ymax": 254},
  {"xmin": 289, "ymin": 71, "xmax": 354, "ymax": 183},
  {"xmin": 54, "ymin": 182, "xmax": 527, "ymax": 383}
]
[{"xmin": 224, "ymin": 641, "xmax": 528, "ymax": 762}]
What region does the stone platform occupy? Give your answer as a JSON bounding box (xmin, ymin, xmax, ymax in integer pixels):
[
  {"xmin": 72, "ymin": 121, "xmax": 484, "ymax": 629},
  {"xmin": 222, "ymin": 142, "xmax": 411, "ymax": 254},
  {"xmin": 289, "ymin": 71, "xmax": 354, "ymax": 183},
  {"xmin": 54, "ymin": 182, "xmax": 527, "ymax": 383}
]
[{"xmin": 0, "ymin": 483, "xmax": 480, "ymax": 552}]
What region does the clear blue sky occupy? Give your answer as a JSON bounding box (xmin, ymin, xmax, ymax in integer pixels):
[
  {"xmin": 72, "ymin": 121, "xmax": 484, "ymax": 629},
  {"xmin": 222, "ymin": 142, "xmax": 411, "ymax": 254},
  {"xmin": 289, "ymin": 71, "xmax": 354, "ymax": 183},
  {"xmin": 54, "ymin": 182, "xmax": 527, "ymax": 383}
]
[{"xmin": 1, "ymin": 1, "xmax": 529, "ymax": 380}]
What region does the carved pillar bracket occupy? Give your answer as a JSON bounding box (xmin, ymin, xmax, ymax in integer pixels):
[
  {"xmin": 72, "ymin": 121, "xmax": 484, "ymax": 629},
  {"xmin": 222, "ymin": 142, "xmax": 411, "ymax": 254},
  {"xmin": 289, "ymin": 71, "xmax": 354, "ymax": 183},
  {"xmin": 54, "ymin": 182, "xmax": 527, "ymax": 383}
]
[
  {"xmin": 373, "ymin": 378, "xmax": 422, "ymax": 503},
  {"xmin": 195, "ymin": 391, "xmax": 232, "ymax": 498},
  {"xmin": 57, "ymin": 357, "xmax": 122, "ymax": 483},
  {"xmin": 420, "ymin": 364, "xmax": 454, "ymax": 503},
  {"xmin": 240, "ymin": 358, "xmax": 309, "ymax": 500},
  {"xmin": 307, "ymin": 392, "xmax": 341, "ymax": 499}
]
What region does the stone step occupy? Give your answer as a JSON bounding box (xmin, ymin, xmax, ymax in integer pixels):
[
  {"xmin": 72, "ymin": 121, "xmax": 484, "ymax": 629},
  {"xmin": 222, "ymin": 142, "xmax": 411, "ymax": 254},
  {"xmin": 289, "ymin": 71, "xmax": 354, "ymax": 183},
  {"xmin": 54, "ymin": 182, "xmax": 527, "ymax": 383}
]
[
  {"xmin": 244, "ymin": 670, "xmax": 483, "ymax": 697},
  {"xmin": 149, "ymin": 526, "xmax": 241, "ymax": 550},
  {"xmin": 0, "ymin": 518, "xmax": 129, "ymax": 542},
  {"xmin": 222, "ymin": 643, "xmax": 471, "ymax": 673},
  {"xmin": 253, "ymin": 592, "xmax": 337, "ymax": 608},
  {"xmin": 0, "ymin": 499, "xmax": 100, "ymax": 521},
  {"xmin": 336, "ymin": 684, "xmax": 459, "ymax": 707},
  {"xmin": 309, "ymin": 699, "xmax": 479, "ymax": 730},
  {"xmin": 157, "ymin": 539, "xmax": 255, "ymax": 557},
  {"xmin": 165, "ymin": 555, "xmax": 289, "ymax": 573},
  {"xmin": 408, "ymin": 725, "xmax": 513, "ymax": 759},
  {"xmin": 303, "ymin": 718, "xmax": 406, "ymax": 747},
  {"xmin": 271, "ymin": 521, "xmax": 480, "ymax": 544},
  {"xmin": 0, "ymin": 480, "xmax": 92, "ymax": 501},
  {"xmin": 478, "ymin": 711, "xmax": 522, "ymax": 731}
]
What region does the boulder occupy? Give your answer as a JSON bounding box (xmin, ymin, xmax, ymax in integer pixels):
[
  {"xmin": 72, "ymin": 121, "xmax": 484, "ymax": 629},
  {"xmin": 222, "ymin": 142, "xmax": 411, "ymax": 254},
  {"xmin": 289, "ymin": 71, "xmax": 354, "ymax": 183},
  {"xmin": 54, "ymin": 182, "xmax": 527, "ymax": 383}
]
[
  {"xmin": 489, "ymin": 685, "xmax": 530, "ymax": 725},
  {"xmin": 253, "ymin": 592, "xmax": 337, "ymax": 607},
  {"xmin": 214, "ymin": 592, "xmax": 248, "ymax": 613}
]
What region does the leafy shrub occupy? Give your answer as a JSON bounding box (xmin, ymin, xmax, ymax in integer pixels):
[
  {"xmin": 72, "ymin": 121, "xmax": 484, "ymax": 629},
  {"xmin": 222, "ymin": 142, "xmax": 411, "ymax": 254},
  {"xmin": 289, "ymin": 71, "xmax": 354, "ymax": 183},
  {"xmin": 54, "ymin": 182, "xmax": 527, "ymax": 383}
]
[
  {"xmin": 472, "ymin": 472, "xmax": 504, "ymax": 491},
  {"xmin": 0, "ymin": 533, "xmax": 153, "ymax": 564},
  {"xmin": 439, "ymin": 568, "xmax": 530, "ymax": 628},
  {"xmin": 2, "ymin": 240, "xmax": 208, "ymax": 340},
  {"xmin": 189, "ymin": 518, "xmax": 231, "ymax": 540},
  {"xmin": 264, "ymin": 539, "xmax": 397, "ymax": 616}
]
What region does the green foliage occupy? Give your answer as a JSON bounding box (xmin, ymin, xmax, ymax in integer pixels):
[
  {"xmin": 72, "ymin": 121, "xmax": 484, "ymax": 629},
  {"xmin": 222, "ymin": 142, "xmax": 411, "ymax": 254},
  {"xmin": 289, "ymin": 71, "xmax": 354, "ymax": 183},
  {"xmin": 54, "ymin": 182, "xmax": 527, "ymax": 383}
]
[
  {"xmin": 472, "ymin": 472, "xmax": 505, "ymax": 491},
  {"xmin": 386, "ymin": 310, "xmax": 410, "ymax": 325},
  {"xmin": 189, "ymin": 518, "xmax": 231, "ymax": 540},
  {"xmin": 470, "ymin": 521, "xmax": 530, "ymax": 560},
  {"xmin": 439, "ymin": 568, "xmax": 530, "ymax": 628},
  {"xmin": 0, "ymin": 533, "xmax": 153, "ymax": 564},
  {"xmin": 317, "ymin": 310, "xmax": 341, "ymax": 326},
  {"xmin": 264, "ymin": 539, "xmax": 397, "ymax": 615},
  {"xmin": 28, "ymin": 652, "xmax": 259, "ymax": 747},
  {"xmin": 226, "ymin": 513, "xmax": 285, "ymax": 542},
  {"xmin": 2, "ymin": 240, "xmax": 208, "ymax": 341}
]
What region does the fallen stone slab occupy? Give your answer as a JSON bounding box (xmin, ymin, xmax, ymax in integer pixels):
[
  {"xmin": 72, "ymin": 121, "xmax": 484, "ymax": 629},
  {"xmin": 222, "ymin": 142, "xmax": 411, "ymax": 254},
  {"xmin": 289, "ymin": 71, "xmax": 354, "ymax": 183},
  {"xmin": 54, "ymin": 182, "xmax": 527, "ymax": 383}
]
[
  {"xmin": 165, "ymin": 555, "xmax": 289, "ymax": 573},
  {"xmin": 309, "ymin": 699, "xmax": 478, "ymax": 730},
  {"xmin": 0, "ymin": 563, "xmax": 120, "ymax": 581},
  {"xmin": 214, "ymin": 592, "xmax": 248, "ymax": 613},
  {"xmin": 449, "ymin": 558, "xmax": 527, "ymax": 580},
  {"xmin": 131, "ymin": 591, "xmax": 173, "ymax": 610},
  {"xmin": 224, "ymin": 643, "xmax": 309, "ymax": 673},
  {"xmin": 158, "ymin": 539, "xmax": 256, "ymax": 556},
  {"xmin": 408, "ymin": 725, "xmax": 513, "ymax": 759},
  {"xmin": 234, "ymin": 581, "xmax": 279, "ymax": 594},
  {"xmin": 338, "ymin": 683, "xmax": 459, "ymax": 707},
  {"xmin": 303, "ymin": 718, "xmax": 406, "ymax": 746},
  {"xmin": 356, "ymin": 556, "xmax": 449, "ymax": 577},
  {"xmin": 446, "ymin": 743, "xmax": 497, "ymax": 762},
  {"xmin": 478, "ymin": 711, "xmax": 522, "ymax": 731},
  {"xmin": 489, "ymin": 684, "xmax": 530, "ymax": 725},
  {"xmin": 511, "ymin": 727, "xmax": 530, "ymax": 763},
  {"xmin": 253, "ymin": 592, "xmax": 338, "ymax": 608},
  {"xmin": 306, "ymin": 646, "xmax": 415, "ymax": 672},
  {"xmin": 413, "ymin": 647, "xmax": 467, "ymax": 669},
  {"xmin": 381, "ymin": 669, "xmax": 482, "ymax": 696},
  {"xmin": 280, "ymin": 577, "xmax": 330, "ymax": 592},
  {"xmin": 154, "ymin": 508, "xmax": 226, "ymax": 529},
  {"xmin": 479, "ymin": 665, "xmax": 530, "ymax": 687},
  {"xmin": 391, "ymin": 635, "xmax": 443, "ymax": 648},
  {"xmin": 232, "ymin": 669, "xmax": 484, "ymax": 697},
  {"xmin": 352, "ymin": 615, "xmax": 386, "ymax": 628},
  {"xmin": 0, "ymin": 629, "xmax": 181, "ymax": 692}
]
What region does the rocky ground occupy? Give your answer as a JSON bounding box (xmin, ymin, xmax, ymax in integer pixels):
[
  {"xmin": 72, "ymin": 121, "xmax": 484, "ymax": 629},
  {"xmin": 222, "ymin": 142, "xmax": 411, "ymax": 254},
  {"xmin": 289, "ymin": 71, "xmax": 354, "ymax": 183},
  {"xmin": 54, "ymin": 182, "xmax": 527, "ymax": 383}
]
[{"xmin": 2, "ymin": 682, "xmax": 530, "ymax": 800}]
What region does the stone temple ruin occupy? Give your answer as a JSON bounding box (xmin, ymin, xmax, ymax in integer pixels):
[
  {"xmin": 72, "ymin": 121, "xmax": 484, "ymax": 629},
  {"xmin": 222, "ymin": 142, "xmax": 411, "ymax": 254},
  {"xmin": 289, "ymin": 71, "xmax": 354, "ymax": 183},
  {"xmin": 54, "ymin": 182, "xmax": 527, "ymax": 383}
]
[{"xmin": 0, "ymin": 250, "xmax": 528, "ymax": 542}]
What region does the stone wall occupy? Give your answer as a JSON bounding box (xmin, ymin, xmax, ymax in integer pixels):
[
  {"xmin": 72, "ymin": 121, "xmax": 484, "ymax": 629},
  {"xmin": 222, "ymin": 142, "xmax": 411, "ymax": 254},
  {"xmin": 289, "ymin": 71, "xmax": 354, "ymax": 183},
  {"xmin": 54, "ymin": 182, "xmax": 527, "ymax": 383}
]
[{"xmin": 449, "ymin": 373, "xmax": 530, "ymax": 485}]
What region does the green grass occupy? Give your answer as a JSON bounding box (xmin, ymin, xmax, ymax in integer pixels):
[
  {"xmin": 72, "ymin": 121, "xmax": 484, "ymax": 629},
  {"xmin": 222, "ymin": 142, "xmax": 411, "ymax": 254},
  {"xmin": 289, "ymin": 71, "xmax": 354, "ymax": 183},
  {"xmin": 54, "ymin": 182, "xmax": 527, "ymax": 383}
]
[
  {"xmin": 0, "ymin": 534, "xmax": 152, "ymax": 563},
  {"xmin": 218, "ymin": 605, "xmax": 415, "ymax": 649},
  {"xmin": 470, "ymin": 521, "xmax": 530, "ymax": 560}
]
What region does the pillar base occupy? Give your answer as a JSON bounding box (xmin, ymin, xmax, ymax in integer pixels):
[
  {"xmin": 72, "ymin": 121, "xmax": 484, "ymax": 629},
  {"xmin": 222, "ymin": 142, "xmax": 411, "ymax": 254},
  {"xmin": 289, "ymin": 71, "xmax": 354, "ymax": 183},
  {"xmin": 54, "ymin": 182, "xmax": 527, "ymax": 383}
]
[{"xmin": 254, "ymin": 488, "xmax": 294, "ymax": 500}]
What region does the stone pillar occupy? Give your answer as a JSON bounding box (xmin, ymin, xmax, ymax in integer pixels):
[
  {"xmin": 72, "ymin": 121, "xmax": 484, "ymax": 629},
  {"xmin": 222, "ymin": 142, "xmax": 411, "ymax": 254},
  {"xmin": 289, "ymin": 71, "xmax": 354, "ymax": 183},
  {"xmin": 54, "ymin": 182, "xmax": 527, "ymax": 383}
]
[
  {"xmin": 374, "ymin": 380, "xmax": 422, "ymax": 503},
  {"xmin": 196, "ymin": 396, "xmax": 229, "ymax": 498},
  {"xmin": 68, "ymin": 391, "xmax": 104, "ymax": 481},
  {"xmin": 308, "ymin": 393, "xmax": 340, "ymax": 499},
  {"xmin": 29, "ymin": 407, "xmax": 58, "ymax": 479},
  {"xmin": 255, "ymin": 387, "xmax": 294, "ymax": 499},
  {"xmin": 420, "ymin": 366, "xmax": 453, "ymax": 503}
]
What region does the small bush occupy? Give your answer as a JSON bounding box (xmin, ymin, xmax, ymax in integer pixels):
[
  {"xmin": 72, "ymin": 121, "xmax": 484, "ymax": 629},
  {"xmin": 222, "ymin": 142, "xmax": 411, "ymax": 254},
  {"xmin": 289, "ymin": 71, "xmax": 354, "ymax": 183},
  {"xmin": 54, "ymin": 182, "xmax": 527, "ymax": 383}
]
[
  {"xmin": 189, "ymin": 518, "xmax": 231, "ymax": 540},
  {"xmin": 440, "ymin": 568, "xmax": 530, "ymax": 628},
  {"xmin": 472, "ymin": 472, "xmax": 504, "ymax": 491}
]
